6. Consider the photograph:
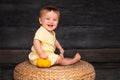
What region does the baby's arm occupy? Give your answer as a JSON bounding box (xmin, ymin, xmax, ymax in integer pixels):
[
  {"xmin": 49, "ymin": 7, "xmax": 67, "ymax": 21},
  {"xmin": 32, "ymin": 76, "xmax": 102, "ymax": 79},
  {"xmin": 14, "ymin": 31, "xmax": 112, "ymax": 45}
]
[
  {"xmin": 33, "ymin": 39, "xmax": 48, "ymax": 59},
  {"xmin": 55, "ymin": 40, "xmax": 64, "ymax": 57}
]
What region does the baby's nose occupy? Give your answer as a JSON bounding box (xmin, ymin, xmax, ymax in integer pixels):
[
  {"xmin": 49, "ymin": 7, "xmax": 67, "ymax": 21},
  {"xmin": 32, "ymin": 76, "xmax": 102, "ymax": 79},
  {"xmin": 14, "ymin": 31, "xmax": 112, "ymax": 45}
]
[{"xmin": 49, "ymin": 20, "xmax": 53, "ymax": 23}]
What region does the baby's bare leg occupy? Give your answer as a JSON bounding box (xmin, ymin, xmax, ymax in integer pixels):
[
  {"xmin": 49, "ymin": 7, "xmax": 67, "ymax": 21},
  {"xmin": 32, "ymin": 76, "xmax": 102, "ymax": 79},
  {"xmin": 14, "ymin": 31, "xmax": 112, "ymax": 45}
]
[{"xmin": 54, "ymin": 53, "xmax": 81, "ymax": 66}]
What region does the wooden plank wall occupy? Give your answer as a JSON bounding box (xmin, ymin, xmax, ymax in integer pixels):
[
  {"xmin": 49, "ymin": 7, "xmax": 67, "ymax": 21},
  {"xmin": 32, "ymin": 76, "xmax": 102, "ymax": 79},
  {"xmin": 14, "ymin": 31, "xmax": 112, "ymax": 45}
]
[
  {"xmin": 0, "ymin": 0, "xmax": 120, "ymax": 64},
  {"xmin": 0, "ymin": 49, "xmax": 120, "ymax": 63}
]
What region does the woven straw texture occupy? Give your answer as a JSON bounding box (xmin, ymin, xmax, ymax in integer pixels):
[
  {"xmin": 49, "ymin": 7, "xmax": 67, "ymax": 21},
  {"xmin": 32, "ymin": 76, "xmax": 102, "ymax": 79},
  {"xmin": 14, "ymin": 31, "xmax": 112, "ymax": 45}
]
[{"xmin": 14, "ymin": 60, "xmax": 95, "ymax": 80}]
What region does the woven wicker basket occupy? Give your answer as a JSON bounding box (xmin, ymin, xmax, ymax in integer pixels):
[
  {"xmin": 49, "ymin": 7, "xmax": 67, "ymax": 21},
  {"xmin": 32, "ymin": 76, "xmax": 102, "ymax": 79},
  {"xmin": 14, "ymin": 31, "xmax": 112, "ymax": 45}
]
[{"xmin": 14, "ymin": 60, "xmax": 95, "ymax": 80}]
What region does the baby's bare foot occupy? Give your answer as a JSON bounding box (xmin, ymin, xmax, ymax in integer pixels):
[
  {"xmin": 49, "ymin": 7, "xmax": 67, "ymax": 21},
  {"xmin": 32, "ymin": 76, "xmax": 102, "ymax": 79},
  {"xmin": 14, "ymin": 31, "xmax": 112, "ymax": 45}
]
[{"xmin": 74, "ymin": 53, "xmax": 81, "ymax": 61}]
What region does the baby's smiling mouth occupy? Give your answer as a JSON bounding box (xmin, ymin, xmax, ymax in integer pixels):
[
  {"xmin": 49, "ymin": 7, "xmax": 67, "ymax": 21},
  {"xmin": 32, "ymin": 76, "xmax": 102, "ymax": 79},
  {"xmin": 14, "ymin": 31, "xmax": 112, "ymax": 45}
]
[{"xmin": 48, "ymin": 25, "xmax": 53, "ymax": 27}]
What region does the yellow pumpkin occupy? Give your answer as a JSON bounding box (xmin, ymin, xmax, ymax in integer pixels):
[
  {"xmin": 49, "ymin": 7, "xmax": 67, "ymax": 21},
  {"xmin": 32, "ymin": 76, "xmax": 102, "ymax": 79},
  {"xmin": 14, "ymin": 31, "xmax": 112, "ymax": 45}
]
[{"xmin": 36, "ymin": 58, "xmax": 51, "ymax": 68}]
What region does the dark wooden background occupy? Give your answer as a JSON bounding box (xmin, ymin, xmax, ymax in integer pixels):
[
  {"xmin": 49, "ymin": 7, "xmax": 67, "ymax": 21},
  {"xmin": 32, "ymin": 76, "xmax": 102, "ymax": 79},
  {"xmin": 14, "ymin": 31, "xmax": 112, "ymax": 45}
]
[{"xmin": 0, "ymin": 0, "xmax": 120, "ymax": 63}]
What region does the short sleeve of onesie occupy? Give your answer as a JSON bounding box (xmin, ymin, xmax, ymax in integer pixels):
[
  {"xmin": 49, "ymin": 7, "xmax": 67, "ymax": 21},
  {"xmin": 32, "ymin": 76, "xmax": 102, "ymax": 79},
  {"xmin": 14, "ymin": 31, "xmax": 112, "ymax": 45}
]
[{"xmin": 34, "ymin": 27, "xmax": 45, "ymax": 41}]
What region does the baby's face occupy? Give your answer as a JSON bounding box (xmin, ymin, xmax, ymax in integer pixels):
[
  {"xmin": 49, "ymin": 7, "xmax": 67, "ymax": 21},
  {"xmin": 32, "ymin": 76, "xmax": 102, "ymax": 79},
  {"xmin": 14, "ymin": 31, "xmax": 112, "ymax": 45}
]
[{"xmin": 39, "ymin": 11, "xmax": 59, "ymax": 32}]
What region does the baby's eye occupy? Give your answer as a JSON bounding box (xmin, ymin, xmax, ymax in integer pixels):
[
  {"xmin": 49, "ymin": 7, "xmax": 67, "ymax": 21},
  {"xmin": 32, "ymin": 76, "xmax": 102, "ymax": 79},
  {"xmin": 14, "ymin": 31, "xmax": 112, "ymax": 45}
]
[
  {"xmin": 46, "ymin": 18, "xmax": 50, "ymax": 20},
  {"xmin": 53, "ymin": 19, "xmax": 57, "ymax": 21}
]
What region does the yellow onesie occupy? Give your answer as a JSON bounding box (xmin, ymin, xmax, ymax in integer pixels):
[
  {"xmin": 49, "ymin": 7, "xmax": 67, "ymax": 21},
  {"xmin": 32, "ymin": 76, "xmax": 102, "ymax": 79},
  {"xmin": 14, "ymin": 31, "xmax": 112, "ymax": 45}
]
[{"xmin": 28, "ymin": 26, "xmax": 58, "ymax": 66}]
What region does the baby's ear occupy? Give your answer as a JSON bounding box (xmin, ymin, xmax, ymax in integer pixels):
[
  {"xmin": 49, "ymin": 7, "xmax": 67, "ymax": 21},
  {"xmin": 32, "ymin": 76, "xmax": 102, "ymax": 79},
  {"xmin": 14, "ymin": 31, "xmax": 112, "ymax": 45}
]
[{"xmin": 39, "ymin": 17, "xmax": 42, "ymax": 24}]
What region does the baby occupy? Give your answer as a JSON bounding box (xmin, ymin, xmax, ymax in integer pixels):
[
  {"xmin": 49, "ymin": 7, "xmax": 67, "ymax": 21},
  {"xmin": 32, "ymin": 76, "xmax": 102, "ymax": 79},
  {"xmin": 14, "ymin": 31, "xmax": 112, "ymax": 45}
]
[{"xmin": 28, "ymin": 6, "xmax": 81, "ymax": 67}]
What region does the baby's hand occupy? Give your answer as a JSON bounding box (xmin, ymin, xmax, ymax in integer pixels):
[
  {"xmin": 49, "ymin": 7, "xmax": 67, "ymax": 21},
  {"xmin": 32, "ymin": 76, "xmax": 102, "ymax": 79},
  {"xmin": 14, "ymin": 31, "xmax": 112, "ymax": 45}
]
[
  {"xmin": 60, "ymin": 53, "xmax": 64, "ymax": 58},
  {"xmin": 59, "ymin": 48, "xmax": 64, "ymax": 58},
  {"xmin": 40, "ymin": 53, "xmax": 48, "ymax": 59},
  {"xmin": 60, "ymin": 48, "xmax": 64, "ymax": 54}
]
